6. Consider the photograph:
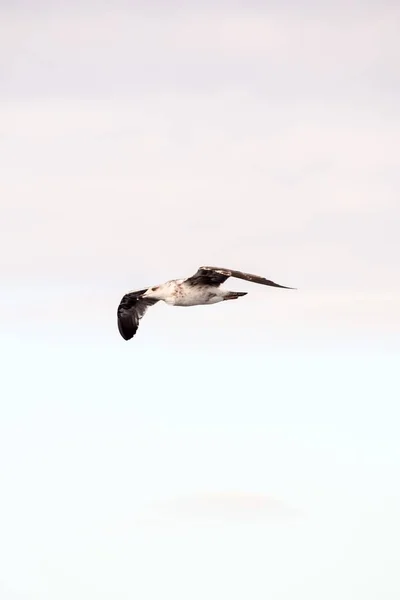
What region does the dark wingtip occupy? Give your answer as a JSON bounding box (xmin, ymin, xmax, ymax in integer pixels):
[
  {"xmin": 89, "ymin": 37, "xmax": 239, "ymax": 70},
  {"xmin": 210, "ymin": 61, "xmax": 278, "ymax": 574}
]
[
  {"xmin": 117, "ymin": 289, "xmax": 148, "ymax": 341},
  {"xmin": 271, "ymin": 283, "xmax": 296, "ymax": 290},
  {"xmin": 117, "ymin": 315, "xmax": 138, "ymax": 340}
]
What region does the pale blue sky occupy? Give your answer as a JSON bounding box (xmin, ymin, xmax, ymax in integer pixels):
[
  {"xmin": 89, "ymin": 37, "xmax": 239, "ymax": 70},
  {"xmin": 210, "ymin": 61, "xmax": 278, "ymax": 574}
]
[{"xmin": 1, "ymin": 1, "xmax": 400, "ymax": 598}]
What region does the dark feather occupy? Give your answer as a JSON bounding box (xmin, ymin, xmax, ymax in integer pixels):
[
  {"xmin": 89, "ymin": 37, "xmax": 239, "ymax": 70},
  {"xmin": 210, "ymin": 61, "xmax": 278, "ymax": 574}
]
[
  {"xmin": 184, "ymin": 268, "xmax": 229, "ymax": 286},
  {"xmin": 184, "ymin": 266, "xmax": 295, "ymax": 289},
  {"xmin": 117, "ymin": 289, "xmax": 158, "ymax": 340}
]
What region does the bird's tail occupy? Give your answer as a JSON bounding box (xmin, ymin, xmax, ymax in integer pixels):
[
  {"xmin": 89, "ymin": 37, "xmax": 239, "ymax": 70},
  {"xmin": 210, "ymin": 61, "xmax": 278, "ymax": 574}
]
[{"xmin": 223, "ymin": 291, "xmax": 248, "ymax": 301}]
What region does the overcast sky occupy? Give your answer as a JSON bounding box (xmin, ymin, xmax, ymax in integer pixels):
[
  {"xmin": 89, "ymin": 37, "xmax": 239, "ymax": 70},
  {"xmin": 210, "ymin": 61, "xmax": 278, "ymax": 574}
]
[{"xmin": 1, "ymin": 2, "xmax": 400, "ymax": 599}]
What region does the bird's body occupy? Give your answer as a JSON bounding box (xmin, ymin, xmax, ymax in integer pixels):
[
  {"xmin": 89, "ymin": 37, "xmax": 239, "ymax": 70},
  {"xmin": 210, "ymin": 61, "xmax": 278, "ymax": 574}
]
[
  {"xmin": 117, "ymin": 265, "xmax": 294, "ymax": 340},
  {"xmin": 143, "ymin": 279, "xmax": 240, "ymax": 306}
]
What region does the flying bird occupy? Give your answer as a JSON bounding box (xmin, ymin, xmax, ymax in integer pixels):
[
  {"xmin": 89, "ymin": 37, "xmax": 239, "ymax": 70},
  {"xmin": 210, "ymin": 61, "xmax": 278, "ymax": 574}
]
[{"xmin": 117, "ymin": 265, "xmax": 294, "ymax": 340}]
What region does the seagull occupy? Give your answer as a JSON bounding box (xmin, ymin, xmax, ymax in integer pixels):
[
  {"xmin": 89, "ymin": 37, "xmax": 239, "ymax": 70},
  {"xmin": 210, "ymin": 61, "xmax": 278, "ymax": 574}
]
[{"xmin": 117, "ymin": 265, "xmax": 295, "ymax": 340}]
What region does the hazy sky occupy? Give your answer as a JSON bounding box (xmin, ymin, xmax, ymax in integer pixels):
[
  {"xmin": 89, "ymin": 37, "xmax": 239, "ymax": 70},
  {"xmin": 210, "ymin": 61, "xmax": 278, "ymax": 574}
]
[{"xmin": 1, "ymin": 2, "xmax": 400, "ymax": 599}]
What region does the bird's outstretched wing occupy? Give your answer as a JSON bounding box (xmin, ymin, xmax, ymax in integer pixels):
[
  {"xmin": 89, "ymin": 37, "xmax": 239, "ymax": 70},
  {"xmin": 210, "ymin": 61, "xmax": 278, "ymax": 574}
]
[
  {"xmin": 117, "ymin": 289, "xmax": 158, "ymax": 340},
  {"xmin": 184, "ymin": 266, "xmax": 295, "ymax": 289}
]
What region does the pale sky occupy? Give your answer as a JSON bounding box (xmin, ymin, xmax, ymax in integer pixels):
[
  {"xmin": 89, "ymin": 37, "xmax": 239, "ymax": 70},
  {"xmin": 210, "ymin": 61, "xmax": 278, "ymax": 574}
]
[{"xmin": 1, "ymin": 2, "xmax": 400, "ymax": 599}]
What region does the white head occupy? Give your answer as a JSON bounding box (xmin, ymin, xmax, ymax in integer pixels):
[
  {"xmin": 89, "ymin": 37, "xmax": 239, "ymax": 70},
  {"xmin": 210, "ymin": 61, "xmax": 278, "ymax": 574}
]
[{"xmin": 142, "ymin": 285, "xmax": 161, "ymax": 299}]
